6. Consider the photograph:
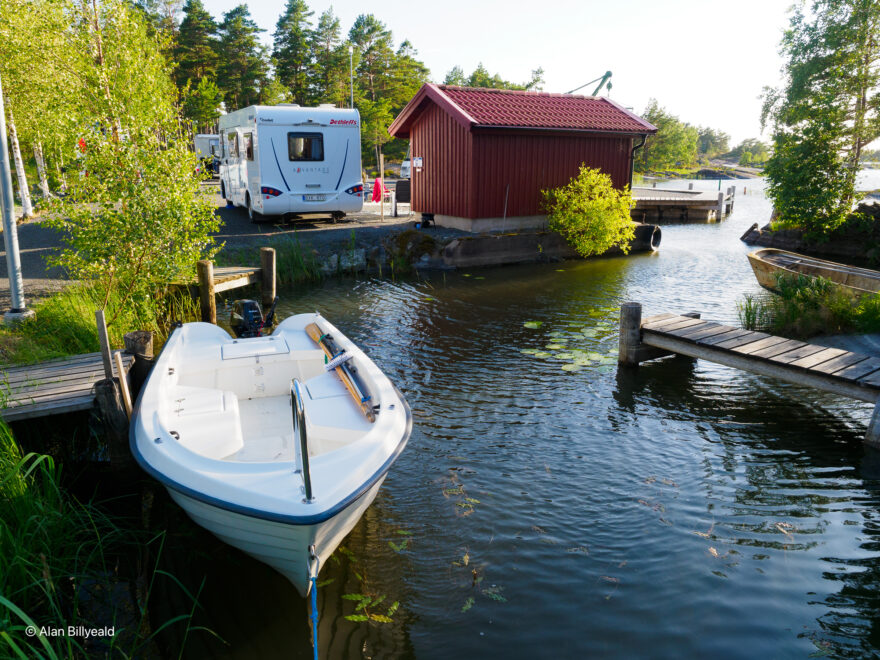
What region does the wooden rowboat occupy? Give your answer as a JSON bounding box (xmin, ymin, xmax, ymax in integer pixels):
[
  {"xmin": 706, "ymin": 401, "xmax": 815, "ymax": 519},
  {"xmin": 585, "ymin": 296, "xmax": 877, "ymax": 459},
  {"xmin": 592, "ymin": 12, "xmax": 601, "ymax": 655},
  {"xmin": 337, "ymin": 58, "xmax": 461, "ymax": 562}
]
[{"xmin": 747, "ymin": 248, "xmax": 880, "ymax": 297}]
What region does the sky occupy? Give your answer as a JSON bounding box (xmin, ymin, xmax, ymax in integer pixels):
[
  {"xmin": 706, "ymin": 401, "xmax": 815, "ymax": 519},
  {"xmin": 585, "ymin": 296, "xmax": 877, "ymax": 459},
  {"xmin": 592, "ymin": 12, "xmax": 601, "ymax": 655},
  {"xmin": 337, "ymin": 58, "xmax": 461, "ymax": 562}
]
[{"xmin": 203, "ymin": 0, "xmax": 792, "ymax": 145}]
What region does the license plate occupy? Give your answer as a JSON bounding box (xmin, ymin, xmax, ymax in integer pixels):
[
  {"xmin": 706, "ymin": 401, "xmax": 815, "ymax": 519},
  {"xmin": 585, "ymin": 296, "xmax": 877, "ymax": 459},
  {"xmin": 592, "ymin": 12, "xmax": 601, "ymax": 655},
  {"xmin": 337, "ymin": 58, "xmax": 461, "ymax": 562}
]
[{"xmin": 303, "ymin": 194, "xmax": 325, "ymax": 201}]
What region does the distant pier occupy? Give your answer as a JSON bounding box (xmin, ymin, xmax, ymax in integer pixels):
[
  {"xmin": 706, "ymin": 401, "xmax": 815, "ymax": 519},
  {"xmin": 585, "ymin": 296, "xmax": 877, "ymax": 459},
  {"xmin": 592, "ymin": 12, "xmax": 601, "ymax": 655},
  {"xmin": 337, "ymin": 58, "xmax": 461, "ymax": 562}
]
[{"xmin": 631, "ymin": 186, "xmax": 736, "ymax": 223}]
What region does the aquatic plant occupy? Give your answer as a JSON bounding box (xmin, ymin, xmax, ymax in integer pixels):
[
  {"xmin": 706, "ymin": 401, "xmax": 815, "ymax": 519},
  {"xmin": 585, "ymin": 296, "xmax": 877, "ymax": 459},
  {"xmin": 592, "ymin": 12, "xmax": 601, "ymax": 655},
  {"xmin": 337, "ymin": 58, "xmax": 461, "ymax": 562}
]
[{"xmin": 737, "ymin": 272, "xmax": 880, "ymax": 338}]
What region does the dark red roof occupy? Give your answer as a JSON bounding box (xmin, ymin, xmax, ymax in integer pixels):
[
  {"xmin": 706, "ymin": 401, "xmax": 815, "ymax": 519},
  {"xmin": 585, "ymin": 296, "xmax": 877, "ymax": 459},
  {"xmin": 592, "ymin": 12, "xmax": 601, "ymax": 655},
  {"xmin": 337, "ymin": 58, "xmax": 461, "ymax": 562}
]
[{"xmin": 389, "ymin": 84, "xmax": 656, "ymax": 138}]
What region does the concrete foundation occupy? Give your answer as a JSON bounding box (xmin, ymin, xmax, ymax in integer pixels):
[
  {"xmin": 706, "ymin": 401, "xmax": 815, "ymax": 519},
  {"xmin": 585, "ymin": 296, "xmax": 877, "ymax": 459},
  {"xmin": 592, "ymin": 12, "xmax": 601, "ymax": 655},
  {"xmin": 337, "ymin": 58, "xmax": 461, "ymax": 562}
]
[{"xmin": 434, "ymin": 214, "xmax": 548, "ymax": 233}]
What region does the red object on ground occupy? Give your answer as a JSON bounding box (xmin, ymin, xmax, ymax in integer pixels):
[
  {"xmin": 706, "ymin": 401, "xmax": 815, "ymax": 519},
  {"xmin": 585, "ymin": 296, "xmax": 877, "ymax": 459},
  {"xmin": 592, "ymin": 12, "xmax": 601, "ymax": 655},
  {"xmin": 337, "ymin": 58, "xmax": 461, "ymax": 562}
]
[{"xmin": 371, "ymin": 178, "xmax": 385, "ymax": 202}]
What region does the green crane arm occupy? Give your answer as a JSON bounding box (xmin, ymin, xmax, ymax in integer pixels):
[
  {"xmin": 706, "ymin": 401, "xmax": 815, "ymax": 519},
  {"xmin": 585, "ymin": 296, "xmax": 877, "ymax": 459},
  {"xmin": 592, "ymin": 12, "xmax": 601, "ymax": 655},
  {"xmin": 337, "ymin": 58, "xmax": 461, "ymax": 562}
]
[{"xmin": 566, "ymin": 71, "xmax": 613, "ymax": 96}]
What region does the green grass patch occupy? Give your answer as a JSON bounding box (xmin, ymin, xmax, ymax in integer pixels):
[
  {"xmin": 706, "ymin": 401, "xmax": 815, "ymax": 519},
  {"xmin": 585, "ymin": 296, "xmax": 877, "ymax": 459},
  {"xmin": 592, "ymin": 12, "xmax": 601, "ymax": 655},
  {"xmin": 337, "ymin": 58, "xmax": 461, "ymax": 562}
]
[
  {"xmin": 738, "ymin": 272, "xmax": 880, "ymax": 338},
  {"xmin": 216, "ymin": 234, "xmax": 323, "ymax": 287},
  {"xmin": 0, "ymin": 284, "xmax": 200, "ymax": 365}
]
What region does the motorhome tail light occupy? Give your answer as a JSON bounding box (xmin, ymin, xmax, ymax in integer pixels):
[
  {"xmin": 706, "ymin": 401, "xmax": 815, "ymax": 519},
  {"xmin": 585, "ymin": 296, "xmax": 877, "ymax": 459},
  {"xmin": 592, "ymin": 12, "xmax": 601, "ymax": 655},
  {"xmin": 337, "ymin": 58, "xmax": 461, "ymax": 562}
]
[
  {"xmin": 345, "ymin": 184, "xmax": 363, "ymax": 196},
  {"xmin": 261, "ymin": 186, "xmax": 283, "ymax": 197}
]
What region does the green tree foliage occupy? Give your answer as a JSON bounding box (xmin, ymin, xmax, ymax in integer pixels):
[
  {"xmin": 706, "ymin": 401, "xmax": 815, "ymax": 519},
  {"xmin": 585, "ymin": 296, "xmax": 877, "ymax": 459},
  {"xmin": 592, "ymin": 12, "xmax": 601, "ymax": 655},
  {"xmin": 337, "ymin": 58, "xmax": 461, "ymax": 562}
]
[
  {"xmin": 273, "ymin": 0, "xmax": 314, "ymax": 104},
  {"xmin": 349, "ymin": 14, "xmax": 395, "ymax": 103},
  {"xmin": 217, "ymin": 4, "xmax": 268, "ymax": 108},
  {"xmin": 174, "ymin": 0, "xmax": 218, "ymax": 87},
  {"xmin": 542, "ymin": 166, "xmax": 635, "ymax": 257},
  {"xmin": 696, "ymin": 127, "xmax": 730, "ymax": 158},
  {"xmin": 182, "ymin": 76, "xmax": 223, "ymax": 129},
  {"xmin": 633, "ymin": 100, "xmax": 699, "ymax": 171},
  {"xmin": 308, "ymin": 7, "xmax": 349, "ymax": 108},
  {"xmin": 725, "ymin": 138, "xmax": 770, "ymax": 163},
  {"xmin": 763, "ymin": 0, "xmax": 880, "ymax": 233},
  {"xmin": 443, "ymin": 63, "xmax": 545, "ymax": 90}
]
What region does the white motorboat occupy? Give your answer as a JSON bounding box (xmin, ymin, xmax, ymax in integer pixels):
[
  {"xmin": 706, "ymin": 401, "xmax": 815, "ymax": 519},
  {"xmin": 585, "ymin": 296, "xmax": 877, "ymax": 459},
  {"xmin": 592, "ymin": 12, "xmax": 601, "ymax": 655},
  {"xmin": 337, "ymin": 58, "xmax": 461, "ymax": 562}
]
[{"xmin": 130, "ymin": 313, "xmax": 411, "ymax": 596}]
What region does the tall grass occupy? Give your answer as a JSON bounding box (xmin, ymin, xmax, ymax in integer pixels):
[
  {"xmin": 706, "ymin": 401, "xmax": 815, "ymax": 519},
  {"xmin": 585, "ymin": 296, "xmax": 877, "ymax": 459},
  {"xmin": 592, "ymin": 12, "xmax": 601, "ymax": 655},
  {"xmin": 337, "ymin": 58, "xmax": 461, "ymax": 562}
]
[
  {"xmin": 737, "ymin": 272, "xmax": 880, "ymax": 338},
  {"xmin": 0, "ymin": 284, "xmax": 200, "ymax": 365},
  {"xmin": 216, "ymin": 235, "xmax": 322, "ymax": 287},
  {"xmin": 0, "ymin": 421, "xmax": 215, "ymax": 658}
]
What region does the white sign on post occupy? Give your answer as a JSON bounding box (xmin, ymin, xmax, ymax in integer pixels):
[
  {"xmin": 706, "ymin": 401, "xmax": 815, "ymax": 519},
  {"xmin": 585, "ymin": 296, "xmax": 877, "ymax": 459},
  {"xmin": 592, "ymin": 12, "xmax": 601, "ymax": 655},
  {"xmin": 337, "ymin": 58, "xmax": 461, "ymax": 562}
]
[{"xmin": 413, "ymin": 156, "xmax": 423, "ymax": 168}]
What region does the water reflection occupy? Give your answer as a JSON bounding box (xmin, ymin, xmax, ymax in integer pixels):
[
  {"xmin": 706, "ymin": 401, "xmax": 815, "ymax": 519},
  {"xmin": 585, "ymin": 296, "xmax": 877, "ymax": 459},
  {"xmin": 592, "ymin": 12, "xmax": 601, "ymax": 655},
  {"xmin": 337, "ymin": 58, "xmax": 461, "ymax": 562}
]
[{"xmin": 152, "ymin": 175, "xmax": 880, "ymax": 657}]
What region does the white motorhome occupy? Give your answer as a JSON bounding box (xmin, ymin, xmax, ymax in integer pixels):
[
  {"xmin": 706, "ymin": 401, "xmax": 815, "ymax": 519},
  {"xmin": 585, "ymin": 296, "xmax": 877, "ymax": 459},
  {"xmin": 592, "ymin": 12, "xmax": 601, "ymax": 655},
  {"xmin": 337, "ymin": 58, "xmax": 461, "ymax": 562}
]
[
  {"xmin": 193, "ymin": 133, "xmax": 220, "ymax": 176},
  {"xmin": 218, "ymin": 104, "xmax": 364, "ymax": 222}
]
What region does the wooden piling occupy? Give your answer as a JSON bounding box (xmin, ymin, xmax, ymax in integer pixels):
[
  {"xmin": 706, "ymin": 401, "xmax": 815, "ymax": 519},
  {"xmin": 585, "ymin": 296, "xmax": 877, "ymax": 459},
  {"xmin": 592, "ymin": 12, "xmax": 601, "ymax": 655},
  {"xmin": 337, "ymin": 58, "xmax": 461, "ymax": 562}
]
[
  {"xmin": 95, "ymin": 309, "xmax": 113, "ymax": 379},
  {"xmin": 197, "ymin": 259, "xmax": 216, "ymax": 324},
  {"xmin": 94, "ymin": 377, "xmax": 131, "ymax": 471},
  {"xmin": 717, "ymin": 191, "xmax": 724, "ymax": 220},
  {"xmin": 124, "ymin": 330, "xmax": 154, "ymax": 397},
  {"xmin": 618, "ymin": 302, "xmax": 643, "ymax": 365},
  {"xmin": 866, "ymin": 402, "xmax": 880, "ymax": 449},
  {"xmin": 260, "ymin": 247, "xmax": 276, "ymax": 308},
  {"xmin": 688, "ymin": 183, "xmax": 694, "ymax": 190}
]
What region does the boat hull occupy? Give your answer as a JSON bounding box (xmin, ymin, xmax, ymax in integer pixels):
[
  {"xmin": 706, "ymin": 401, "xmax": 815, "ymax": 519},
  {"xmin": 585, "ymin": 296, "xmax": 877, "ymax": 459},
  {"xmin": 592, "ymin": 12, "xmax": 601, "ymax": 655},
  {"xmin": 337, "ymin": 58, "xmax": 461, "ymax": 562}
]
[
  {"xmin": 167, "ymin": 477, "xmax": 385, "ymax": 597},
  {"xmin": 747, "ymin": 248, "xmax": 880, "ymax": 297}
]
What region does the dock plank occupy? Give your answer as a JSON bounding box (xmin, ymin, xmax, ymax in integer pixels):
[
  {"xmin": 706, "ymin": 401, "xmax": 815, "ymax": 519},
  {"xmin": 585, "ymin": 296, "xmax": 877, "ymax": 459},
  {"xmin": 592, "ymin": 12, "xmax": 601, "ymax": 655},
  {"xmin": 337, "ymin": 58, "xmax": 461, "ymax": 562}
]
[
  {"xmin": 645, "ymin": 317, "xmax": 705, "ymax": 333},
  {"xmin": 675, "ymin": 323, "xmax": 733, "ymax": 341},
  {"xmin": 714, "ymin": 332, "xmax": 770, "ymax": 350},
  {"xmin": 812, "ymin": 352, "xmax": 871, "ymax": 376},
  {"xmin": 666, "ymin": 322, "xmax": 720, "ymax": 339},
  {"xmin": 771, "ymin": 344, "xmax": 838, "ymax": 365},
  {"xmin": 642, "ymin": 315, "xmax": 693, "ymax": 330},
  {"xmin": 835, "ymin": 357, "xmax": 880, "ymax": 382},
  {"xmin": 732, "ymin": 335, "xmax": 790, "ymax": 355},
  {"xmin": 788, "ymin": 347, "xmax": 848, "ymax": 370},
  {"xmin": 749, "ymin": 339, "xmax": 805, "ymax": 359},
  {"xmin": 697, "ymin": 328, "xmax": 752, "ymax": 346}
]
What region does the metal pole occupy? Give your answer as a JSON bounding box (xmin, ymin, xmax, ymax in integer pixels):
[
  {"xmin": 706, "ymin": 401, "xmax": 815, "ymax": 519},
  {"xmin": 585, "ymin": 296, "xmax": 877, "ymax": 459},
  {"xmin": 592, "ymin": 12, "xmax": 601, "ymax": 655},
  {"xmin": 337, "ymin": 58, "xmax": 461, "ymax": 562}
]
[
  {"xmin": 349, "ymin": 45, "xmax": 354, "ymax": 109},
  {"xmin": 0, "ymin": 72, "xmax": 30, "ymax": 321}
]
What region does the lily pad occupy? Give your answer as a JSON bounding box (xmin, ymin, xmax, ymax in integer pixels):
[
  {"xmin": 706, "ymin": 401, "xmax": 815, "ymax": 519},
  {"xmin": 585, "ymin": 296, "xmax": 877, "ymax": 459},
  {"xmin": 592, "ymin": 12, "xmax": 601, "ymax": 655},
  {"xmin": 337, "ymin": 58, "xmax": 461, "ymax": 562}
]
[
  {"xmin": 545, "ymin": 343, "xmax": 565, "ymax": 350},
  {"xmin": 520, "ymin": 348, "xmax": 540, "ymax": 355},
  {"xmin": 523, "ymin": 321, "xmax": 543, "ymax": 329},
  {"xmin": 581, "ymin": 328, "xmax": 598, "ymax": 337},
  {"xmin": 556, "ymin": 352, "xmax": 575, "ymax": 360},
  {"xmin": 533, "ymin": 351, "xmax": 552, "ymax": 358},
  {"xmin": 549, "ymin": 331, "xmax": 568, "ymax": 338},
  {"xmin": 561, "ymin": 364, "xmax": 583, "ymax": 372}
]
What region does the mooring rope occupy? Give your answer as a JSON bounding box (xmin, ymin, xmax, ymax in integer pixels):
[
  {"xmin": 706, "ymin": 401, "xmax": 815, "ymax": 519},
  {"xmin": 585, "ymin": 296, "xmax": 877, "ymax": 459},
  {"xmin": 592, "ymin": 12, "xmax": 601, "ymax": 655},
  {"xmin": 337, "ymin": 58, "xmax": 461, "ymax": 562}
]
[{"xmin": 309, "ymin": 545, "xmax": 320, "ymax": 660}]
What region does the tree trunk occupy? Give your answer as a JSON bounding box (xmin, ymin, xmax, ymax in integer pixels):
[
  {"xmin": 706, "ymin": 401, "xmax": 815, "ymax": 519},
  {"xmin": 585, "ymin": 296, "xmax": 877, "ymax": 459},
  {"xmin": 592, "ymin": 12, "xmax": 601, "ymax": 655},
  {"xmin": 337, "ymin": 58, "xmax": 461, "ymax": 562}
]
[
  {"xmin": 6, "ymin": 104, "xmax": 33, "ymax": 218},
  {"xmin": 34, "ymin": 141, "xmax": 50, "ymax": 199}
]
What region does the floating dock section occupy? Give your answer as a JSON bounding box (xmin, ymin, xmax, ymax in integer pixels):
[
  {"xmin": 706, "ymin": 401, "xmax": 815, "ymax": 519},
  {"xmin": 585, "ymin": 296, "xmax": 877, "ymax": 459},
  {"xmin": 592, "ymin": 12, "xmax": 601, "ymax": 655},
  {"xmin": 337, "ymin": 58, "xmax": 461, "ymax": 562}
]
[{"xmin": 631, "ymin": 186, "xmax": 736, "ymax": 223}]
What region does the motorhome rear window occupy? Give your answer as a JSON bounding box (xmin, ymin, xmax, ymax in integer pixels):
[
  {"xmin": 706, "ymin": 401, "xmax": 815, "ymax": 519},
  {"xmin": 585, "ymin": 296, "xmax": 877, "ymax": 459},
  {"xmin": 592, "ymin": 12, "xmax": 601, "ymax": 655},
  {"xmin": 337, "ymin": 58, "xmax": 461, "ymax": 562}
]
[{"xmin": 288, "ymin": 132, "xmax": 323, "ymax": 161}]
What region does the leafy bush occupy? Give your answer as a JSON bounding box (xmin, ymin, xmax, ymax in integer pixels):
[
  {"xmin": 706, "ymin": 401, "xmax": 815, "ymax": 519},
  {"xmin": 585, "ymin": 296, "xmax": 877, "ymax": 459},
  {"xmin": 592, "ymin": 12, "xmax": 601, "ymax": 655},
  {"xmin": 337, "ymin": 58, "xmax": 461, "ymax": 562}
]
[
  {"xmin": 542, "ymin": 166, "xmax": 635, "ymax": 257},
  {"xmin": 45, "ymin": 132, "xmax": 221, "ymax": 329}
]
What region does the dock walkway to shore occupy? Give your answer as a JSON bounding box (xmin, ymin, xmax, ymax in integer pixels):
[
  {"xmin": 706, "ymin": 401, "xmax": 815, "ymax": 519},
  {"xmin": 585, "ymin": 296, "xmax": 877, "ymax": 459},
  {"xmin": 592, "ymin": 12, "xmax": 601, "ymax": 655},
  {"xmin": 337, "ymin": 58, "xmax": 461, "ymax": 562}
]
[{"xmin": 618, "ymin": 303, "xmax": 880, "ymax": 446}]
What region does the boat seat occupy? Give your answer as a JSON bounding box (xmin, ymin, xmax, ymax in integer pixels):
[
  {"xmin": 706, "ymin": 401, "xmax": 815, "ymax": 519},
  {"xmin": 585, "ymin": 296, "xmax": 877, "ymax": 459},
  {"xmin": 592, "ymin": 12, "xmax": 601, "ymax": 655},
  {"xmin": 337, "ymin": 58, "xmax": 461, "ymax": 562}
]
[
  {"xmin": 165, "ymin": 386, "xmax": 244, "ymax": 459},
  {"xmin": 304, "ymin": 371, "xmax": 373, "ymax": 454}
]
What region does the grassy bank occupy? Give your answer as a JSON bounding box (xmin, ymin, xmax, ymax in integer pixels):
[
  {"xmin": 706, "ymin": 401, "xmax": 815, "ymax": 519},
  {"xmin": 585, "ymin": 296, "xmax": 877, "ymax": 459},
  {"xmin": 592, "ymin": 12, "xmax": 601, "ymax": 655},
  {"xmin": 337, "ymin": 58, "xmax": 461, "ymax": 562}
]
[
  {"xmin": 0, "ymin": 421, "xmax": 210, "ymax": 658},
  {"xmin": 738, "ymin": 273, "xmax": 880, "ymax": 338},
  {"xmin": 216, "ymin": 234, "xmax": 323, "ymax": 287},
  {"xmin": 0, "ymin": 284, "xmax": 200, "ymax": 365}
]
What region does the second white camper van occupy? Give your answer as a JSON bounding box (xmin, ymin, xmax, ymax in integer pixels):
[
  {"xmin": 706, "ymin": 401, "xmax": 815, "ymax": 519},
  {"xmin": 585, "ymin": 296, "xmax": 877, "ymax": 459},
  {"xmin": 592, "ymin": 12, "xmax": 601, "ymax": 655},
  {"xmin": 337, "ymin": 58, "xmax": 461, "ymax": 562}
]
[{"xmin": 218, "ymin": 104, "xmax": 364, "ymax": 222}]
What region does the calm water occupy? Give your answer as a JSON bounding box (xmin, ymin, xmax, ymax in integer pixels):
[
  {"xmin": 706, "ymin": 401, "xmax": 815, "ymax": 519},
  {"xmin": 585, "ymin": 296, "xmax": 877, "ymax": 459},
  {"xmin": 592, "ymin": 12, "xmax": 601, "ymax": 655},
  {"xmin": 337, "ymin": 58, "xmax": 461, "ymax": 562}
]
[{"xmin": 159, "ymin": 176, "xmax": 880, "ymax": 659}]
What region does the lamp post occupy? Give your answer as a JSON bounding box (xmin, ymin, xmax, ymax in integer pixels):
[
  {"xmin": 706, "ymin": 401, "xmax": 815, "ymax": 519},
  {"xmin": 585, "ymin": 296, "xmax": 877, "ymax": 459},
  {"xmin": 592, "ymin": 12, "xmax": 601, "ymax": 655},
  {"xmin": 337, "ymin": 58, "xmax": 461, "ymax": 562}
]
[
  {"xmin": 349, "ymin": 44, "xmax": 354, "ymax": 109},
  {"xmin": 0, "ymin": 72, "xmax": 33, "ymax": 325}
]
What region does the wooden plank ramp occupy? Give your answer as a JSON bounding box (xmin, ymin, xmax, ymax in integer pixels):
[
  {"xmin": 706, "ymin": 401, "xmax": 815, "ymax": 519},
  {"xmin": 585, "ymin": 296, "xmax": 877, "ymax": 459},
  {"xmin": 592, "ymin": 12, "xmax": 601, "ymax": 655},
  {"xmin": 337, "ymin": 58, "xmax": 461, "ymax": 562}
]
[
  {"xmin": 0, "ymin": 351, "xmax": 134, "ymax": 422},
  {"xmin": 617, "ymin": 303, "xmax": 880, "ymax": 447}
]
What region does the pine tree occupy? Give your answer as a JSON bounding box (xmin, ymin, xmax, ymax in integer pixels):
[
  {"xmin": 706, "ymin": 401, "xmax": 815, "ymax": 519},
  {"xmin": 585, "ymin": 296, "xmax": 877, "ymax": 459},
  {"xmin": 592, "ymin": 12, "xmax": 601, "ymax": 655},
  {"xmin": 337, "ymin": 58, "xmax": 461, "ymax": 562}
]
[
  {"xmin": 308, "ymin": 7, "xmax": 349, "ymax": 107},
  {"xmin": 273, "ymin": 0, "xmax": 313, "ymax": 105},
  {"xmin": 217, "ymin": 5, "xmax": 268, "ymax": 109},
  {"xmin": 349, "ymin": 14, "xmax": 394, "ymax": 102},
  {"xmin": 175, "ymin": 0, "xmax": 218, "ymax": 87}
]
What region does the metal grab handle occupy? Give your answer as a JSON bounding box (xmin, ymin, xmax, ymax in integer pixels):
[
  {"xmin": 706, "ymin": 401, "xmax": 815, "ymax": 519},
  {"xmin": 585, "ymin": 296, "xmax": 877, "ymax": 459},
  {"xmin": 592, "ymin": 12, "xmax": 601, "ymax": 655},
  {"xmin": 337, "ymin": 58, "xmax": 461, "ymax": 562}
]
[{"xmin": 292, "ymin": 379, "xmax": 314, "ymax": 503}]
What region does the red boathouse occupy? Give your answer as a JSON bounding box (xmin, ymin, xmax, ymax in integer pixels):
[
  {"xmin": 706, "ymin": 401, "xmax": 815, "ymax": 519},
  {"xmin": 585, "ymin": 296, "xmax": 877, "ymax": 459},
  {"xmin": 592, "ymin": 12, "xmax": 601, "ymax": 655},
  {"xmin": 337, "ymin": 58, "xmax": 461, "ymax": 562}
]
[{"xmin": 388, "ymin": 84, "xmax": 657, "ymax": 232}]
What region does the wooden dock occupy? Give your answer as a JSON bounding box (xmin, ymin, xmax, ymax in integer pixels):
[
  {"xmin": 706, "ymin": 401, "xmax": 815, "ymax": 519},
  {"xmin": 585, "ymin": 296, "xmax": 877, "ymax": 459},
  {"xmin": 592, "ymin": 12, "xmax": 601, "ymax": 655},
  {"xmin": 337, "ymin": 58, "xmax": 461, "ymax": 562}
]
[
  {"xmin": 631, "ymin": 186, "xmax": 735, "ymax": 223},
  {"xmin": 618, "ymin": 302, "xmax": 880, "ymax": 446},
  {"xmin": 0, "ymin": 351, "xmax": 134, "ymax": 422}
]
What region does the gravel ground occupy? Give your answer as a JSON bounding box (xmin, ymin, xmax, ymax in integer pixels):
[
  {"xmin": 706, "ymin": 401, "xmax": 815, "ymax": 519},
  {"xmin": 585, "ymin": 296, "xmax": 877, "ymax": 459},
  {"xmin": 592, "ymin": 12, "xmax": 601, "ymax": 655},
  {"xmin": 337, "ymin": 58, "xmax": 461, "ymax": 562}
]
[{"xmin": 0, "ymin": 183, "xmax": 464, "ymax": 309}]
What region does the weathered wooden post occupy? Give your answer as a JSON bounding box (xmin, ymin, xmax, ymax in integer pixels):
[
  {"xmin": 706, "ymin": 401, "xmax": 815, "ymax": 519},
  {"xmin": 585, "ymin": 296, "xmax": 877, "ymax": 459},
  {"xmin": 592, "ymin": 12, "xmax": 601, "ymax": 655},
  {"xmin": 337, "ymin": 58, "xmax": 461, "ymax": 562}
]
[
  {"xmin": 260, "ymin": 247, "xmax": 276, "ymax": 308},
  {"xmin": 197, "ymin": 259, "xmax": 216, "ymax": 324},
  {"xmin": 688, "ymin": 182, "xmax": 694, "ymax": 190},
  {"xmin": 95, "ymin": 309, "xmax": 113, "ymax": 379},
  {"xmin": 379, "ymin": 154, "xmax": 385, "ymax": 222},
  {"xmin": 717, "ymin": 191, "xmax": 725, "ymax": 220},
  {"xmin": 124, "ymin": 330, "xmax": 154, "ymax": 397},
  {"xmin": 618, "ymin": 302, "xmax": 643, "ymax": 366},
  {"xmin": 94, "ymin": 377, "xmax": 131, "ymax": 471},
  {"xmin": 866, "ymin": 401, "xmax": 880, "ymax": 449}
]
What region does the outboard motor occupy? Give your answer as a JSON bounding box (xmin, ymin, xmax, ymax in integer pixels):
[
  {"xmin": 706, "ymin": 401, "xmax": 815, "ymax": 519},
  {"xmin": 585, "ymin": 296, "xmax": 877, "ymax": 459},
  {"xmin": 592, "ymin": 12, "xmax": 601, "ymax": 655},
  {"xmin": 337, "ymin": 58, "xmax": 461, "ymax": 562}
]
[{"xmin": 230, "ymin": 296, "xmax": 279, "ymax": 338}]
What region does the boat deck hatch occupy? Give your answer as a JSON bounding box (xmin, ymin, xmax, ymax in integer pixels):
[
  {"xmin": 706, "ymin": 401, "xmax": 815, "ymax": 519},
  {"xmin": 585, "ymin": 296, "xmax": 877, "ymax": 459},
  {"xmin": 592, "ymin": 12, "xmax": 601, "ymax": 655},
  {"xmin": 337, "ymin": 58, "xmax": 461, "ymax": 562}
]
[{"xmin": 221, "ymin": 337, "xmax": 290, "ymax": 360}]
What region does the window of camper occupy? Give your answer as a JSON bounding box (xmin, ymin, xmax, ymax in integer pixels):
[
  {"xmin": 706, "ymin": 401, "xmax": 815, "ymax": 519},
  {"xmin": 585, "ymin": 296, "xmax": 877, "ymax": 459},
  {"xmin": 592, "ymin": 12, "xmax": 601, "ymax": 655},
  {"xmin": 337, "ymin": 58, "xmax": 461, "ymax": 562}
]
[
  {"xmin": 244, "ymin": 133, "xmax": 254, "ymax": 161},
  {"xmin": 227, "ymin": 132, "xmax": 238, "ymax": 158},
  {"xmin": 288, "ymin": 132, "xmax": 324, "ymax": 161}
]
